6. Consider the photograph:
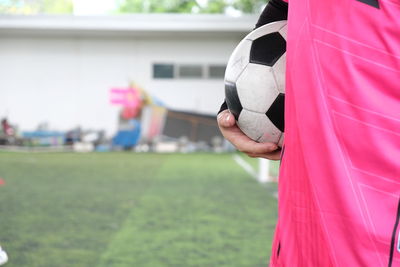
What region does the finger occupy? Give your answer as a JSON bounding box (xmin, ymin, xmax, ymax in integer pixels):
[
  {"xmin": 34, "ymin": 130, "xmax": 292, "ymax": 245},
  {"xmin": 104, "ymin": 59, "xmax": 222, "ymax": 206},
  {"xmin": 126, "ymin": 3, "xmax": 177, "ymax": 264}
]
[
  {"xmin": 247, "ymin": 149, "xmax": 281, "ymax": 160},
  {"xmin": 217, "ymin": 111, "xmax": 236, "ymax": 128},
  {"xmin": 235, "ymin": 136, "xmax": 278, "ymax": 155},
  {"xmin": 217, "ymin": 111, "xmax": 279, "ymax": 155}
]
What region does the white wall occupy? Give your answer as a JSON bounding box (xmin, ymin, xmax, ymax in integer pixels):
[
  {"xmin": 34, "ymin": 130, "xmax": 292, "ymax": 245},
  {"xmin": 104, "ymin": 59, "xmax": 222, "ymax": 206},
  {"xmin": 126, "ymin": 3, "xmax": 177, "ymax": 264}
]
[{"xmin": 0, "ymin": 34, "xmax": 242, "ymax": 136}]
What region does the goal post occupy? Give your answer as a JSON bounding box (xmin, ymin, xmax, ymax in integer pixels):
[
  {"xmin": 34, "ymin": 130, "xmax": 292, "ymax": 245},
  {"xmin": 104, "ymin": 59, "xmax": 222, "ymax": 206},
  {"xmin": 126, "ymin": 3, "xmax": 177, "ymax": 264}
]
[
  {"xmin": 232, "ymin": 154, "xmax": 275, "ymax": 183},
  {"xmin": 258, "ymin": 158, "xmax": 272, "ymax": 183}
]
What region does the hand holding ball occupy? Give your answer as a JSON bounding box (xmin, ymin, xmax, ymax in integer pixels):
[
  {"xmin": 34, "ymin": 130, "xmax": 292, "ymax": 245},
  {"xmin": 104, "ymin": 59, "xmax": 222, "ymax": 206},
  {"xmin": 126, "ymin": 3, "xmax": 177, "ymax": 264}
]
[{"xmin": 224, "ymin": 21, "xmax": 287, "ymax": 147}]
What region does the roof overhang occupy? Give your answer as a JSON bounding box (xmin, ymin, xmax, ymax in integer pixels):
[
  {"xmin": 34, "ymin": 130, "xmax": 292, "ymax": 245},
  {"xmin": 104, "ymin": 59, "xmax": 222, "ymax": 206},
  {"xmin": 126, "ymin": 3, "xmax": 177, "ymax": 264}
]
[{"xmin": 0, "ymin": 14, "xmax": 257, "ymax": 38}]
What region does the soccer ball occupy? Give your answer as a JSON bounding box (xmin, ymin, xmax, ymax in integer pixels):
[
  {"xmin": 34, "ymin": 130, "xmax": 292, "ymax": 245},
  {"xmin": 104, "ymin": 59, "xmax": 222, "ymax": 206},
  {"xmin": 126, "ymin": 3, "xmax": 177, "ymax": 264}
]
[{"xmin": 224, "ymin": 21, "xmax": 287, "ymax": 147}]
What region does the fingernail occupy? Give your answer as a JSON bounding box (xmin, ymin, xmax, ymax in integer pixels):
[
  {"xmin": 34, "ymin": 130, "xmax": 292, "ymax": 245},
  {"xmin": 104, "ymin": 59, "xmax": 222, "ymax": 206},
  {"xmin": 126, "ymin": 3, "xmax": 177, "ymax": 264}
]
[{"xmin": 225, "ymin": 114, "xmax": 230, "ymax": 121}]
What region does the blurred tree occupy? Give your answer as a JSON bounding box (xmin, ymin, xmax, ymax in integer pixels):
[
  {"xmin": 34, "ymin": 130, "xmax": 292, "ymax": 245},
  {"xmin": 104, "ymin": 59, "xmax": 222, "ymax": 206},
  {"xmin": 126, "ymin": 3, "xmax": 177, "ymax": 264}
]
[
  {"xmin": 200, "ymin": 0, "xmax": 228, "ymax": 14},
  {"xmin": 0, "ymin": 0, "xmax": 73, "ymax": 14},
  {"xmin": 0, "ymin": 0, "xmax": 266, "ymax": 15},
  {"xmin": 232, "ymin": 0, "xmax": 266, "ymax": 13},
  {"xmin": 41, "ymin": 0, "xmax": 73, "ymax": 14},
  {"xmin": 117, "ymin": 0, "xmax": 266, "ymax": 14},
  {"xmin": 117, "ymin": 0, "xmax": 199, "ymax": 13}
]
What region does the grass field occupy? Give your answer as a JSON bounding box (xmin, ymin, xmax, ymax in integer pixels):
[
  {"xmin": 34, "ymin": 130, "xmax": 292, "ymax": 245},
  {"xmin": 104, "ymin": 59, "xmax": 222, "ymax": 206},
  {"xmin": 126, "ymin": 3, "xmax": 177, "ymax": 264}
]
[{"xmin": 0, "ymin": 152, "xmax": 278, "ymax": 267}]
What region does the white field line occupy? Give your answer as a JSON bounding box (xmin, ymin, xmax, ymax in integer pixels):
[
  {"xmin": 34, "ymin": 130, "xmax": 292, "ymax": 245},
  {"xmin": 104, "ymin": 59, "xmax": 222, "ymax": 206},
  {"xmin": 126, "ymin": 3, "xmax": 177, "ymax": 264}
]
[
  {"xmin": 0, "ymin": 145, "xmax": 73, "ymax": 153},
  {"xmin": 232, "ymin": 154, "xmax": 258, "ymax": 180},
  {"xmin": 232, "ymin": 155, "xmax": 279, "ymax": 199}
]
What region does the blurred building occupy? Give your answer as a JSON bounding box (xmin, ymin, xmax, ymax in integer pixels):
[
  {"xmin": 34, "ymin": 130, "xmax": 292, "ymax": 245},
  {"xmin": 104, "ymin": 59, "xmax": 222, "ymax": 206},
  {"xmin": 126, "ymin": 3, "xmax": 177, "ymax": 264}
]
[
  {"xmin": 163, "ymin": 109, "xmax": 221, "ymax": 144},
  {"xmin": 0, "ymin": 14, "xmax": 257, "ymax": 135}
]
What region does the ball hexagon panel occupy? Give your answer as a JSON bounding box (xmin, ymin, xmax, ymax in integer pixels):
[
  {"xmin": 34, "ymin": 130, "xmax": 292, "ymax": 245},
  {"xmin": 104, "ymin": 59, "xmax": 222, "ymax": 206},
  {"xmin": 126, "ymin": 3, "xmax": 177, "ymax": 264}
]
[
  {"xmin": 245, "ymin": 21, "xmax": 287, "ymax": 41},
  {"xmin": 225, "ymin": 81, "xmax": 243, "ymax": 120},
  {"xmin": 236, "ymin": 63, "xmax": 279, "ymax": 114},
  {"xmin": 224, "ymin": 39, "xmax": 252, "ymax": 83},
  {"xmin": 272, "ymin": 53, "xmax": 286, "ymax": 93},
  {"xmin": 278, "ymin": 134, "xmax": 284, "ymax": 147},
  {"xmin": 257, "ymin": 123, "xmax": 281, "ymax": 144},
  {"xmin": 238, "ymin": 109, "xmax": 281, "ymax": 143},
  {"xmin": 250, "ymin": 32, "xmax": 286, "ymax": 67},
  {"xmin": 279, "ymin": 24, "xmax": 288, "ymax": 40}
]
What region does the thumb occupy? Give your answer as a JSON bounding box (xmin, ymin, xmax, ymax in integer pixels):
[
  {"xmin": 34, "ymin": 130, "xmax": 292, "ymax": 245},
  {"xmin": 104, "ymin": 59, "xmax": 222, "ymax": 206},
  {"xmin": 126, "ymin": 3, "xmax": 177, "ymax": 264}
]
[{"xmin": 217, "ymin": 110, "xmax": 236, "ymax": 128}]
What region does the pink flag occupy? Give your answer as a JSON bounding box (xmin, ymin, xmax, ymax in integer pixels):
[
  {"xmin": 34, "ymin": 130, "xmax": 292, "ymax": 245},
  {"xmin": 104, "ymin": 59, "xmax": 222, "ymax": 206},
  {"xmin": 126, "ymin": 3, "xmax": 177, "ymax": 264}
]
[{"xmin": 110, "ymin": 88, "xmax": 141, "ymax": 108}]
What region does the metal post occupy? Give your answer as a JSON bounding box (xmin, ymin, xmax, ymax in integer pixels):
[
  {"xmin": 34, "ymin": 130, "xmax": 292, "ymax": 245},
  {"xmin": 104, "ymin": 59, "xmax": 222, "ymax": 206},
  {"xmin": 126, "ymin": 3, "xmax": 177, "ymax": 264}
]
[{"xmin": 258, "ymin": 158, "xmax": 270, "ymax": 183}]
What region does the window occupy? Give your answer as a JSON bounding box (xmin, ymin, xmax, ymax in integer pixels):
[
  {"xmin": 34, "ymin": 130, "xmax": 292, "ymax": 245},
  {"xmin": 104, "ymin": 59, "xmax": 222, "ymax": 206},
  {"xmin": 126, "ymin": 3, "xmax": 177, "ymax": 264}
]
[
  {"xmin": 177, "ymin": 64, "xmax": 203, "ymax": 79},
  {"xmin": 152, "ymin": 63, "xmax": 226, "ymax": 79},
  {"xmin": 208, "ymin": 65, "xmax": 226, "ymax": 79},
  {"xmin": 153, "ymin": 64, "xmax": 174, "ymax": 79}
]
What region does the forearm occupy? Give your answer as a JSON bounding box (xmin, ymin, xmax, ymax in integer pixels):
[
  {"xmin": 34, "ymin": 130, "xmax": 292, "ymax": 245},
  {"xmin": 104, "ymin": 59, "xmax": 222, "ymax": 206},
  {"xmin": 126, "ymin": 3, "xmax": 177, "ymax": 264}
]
[{"xmin": 255, "ymin": 0, "xmax": 288, "ymax": 29}]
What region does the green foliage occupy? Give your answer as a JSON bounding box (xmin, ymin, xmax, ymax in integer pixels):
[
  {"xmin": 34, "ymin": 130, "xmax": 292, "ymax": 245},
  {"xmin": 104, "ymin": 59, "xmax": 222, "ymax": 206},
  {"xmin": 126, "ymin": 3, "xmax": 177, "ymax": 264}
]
[
  {"xmin": 41, "ymin": 0, "xmax": 73, "ymax": 14},
  {"xmin": 0, "ymin": 0, "xmax": 267, "ymax": 15},
  {"xmin": 117, "ymin": 0, "xmax": 200, "ymax": 13},
  {"xmin": 117, "ymin": 0, "xmax": 267, "ymax": 14},
  {"xmin": 0, "ymin": 152, "xmax": 278, "ymax": 266},
  {"xmin": 200, "ymin": 0, "xmax": 228, "ymax": 14},
  {"xmin": 232, "ymin": 0, "xmax": 266, "ymax": 13},
  {"xmin": 0, "ymin": 0, "xmax": 73, "ymax": 14}
]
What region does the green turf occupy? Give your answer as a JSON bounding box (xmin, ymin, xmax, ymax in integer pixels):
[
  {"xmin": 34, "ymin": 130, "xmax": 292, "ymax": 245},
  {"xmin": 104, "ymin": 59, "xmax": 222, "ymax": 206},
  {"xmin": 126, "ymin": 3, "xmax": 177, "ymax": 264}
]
[{"xmin": 0, "ymin": 152, "xmax": 278, "ymax": 267}]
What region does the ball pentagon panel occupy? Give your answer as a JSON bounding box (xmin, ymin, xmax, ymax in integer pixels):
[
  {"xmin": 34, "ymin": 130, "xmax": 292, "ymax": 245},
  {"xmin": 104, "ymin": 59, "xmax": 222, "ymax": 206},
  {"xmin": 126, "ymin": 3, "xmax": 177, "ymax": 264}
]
[
  {"xmin": 224, "ymin": 81, "xmax": 243, "ymax": 120},
  {"xmin": 250, "ymin": 32, "xmax": 286, "ymax": 67},
  {"xmin": 266, "ymin": 93, "xmax": 285, "ymax": 132}
]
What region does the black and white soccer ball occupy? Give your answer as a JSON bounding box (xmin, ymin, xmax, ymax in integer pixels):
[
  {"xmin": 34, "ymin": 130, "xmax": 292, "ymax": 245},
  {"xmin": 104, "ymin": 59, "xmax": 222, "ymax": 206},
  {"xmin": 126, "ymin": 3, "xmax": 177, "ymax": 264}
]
[{"xmin": 224, "ymin": 21, "xmax": 287, "ymax": 147}]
